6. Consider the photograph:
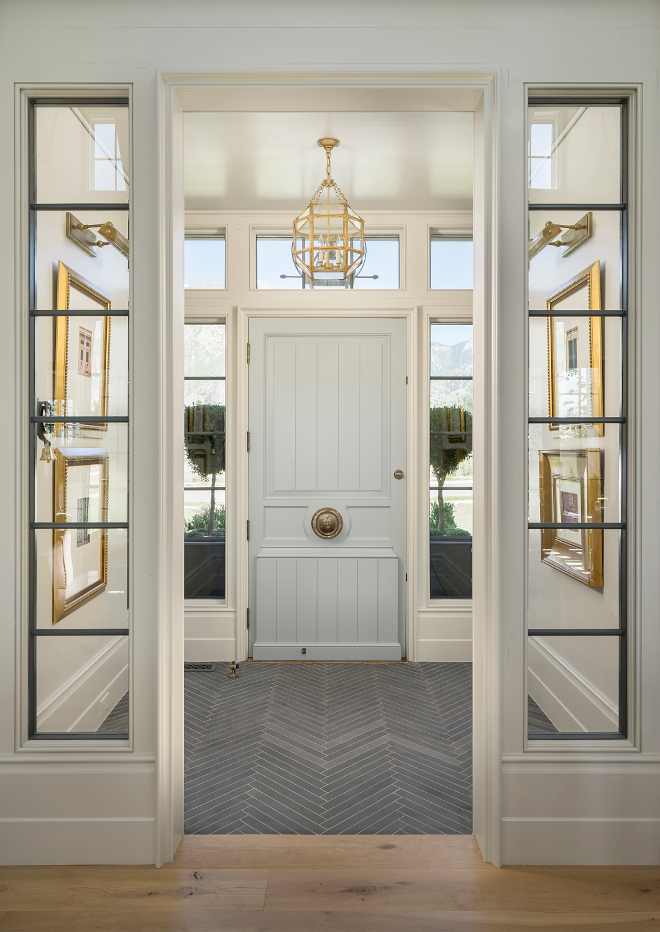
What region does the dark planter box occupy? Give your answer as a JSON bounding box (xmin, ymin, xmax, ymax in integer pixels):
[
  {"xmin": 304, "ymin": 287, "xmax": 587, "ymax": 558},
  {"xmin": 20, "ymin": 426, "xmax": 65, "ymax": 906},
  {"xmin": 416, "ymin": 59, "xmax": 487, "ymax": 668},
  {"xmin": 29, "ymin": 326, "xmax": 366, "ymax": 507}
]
[
  {"xmin": 430, "ymin": 536, "xmax": 472, "ymax": 599},
  {"xmin": 184, "ymin": 536, "xmax": 225, "ymax": 599}
]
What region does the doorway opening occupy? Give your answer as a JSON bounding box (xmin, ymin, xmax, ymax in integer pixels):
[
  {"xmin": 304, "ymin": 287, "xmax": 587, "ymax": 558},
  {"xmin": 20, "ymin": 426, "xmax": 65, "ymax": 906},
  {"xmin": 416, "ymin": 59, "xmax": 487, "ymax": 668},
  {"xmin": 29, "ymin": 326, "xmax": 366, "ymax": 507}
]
[{"xmin": 178, "ymin": 83, "xmax": 479, "ymax": 838}]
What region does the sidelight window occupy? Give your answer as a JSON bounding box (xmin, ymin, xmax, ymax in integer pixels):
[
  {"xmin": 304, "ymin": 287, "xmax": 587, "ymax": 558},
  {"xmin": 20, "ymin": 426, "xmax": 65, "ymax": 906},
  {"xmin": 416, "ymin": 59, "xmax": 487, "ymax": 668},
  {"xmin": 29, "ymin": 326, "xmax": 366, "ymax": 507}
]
[
  {"xmin": 527, "ymin": 99, "xmax": 628, "ymax": 739},
  {"xmin": 29, "ymin": 98, "xmax": 130, "ymax": 739},
  {"xmin": 429, "ymin": 323, "xmax": 473, "ymax": 599},
  {"xmin": 184, "ymin": 323, "xmax": 226, "ymax": 600}
]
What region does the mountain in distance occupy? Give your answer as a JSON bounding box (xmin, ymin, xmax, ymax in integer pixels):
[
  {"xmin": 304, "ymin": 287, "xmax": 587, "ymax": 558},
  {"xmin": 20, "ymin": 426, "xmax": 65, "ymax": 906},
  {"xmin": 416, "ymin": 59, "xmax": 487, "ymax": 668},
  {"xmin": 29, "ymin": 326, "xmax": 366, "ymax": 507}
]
[{"xmin": 430, "ymin": 337, "xmax": 473, "ymax": 377}]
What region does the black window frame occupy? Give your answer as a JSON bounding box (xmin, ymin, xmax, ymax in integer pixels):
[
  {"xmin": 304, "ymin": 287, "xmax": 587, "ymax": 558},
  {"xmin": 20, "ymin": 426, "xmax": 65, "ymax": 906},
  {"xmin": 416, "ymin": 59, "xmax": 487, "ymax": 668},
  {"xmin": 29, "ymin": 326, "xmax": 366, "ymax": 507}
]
[
  {"xmin": 527, "ymin": 96, "xmax": 629, "ymax": 741},
  {"xmin": 28, "ymin": 97, "xmax": 130, "ymax": 740}
]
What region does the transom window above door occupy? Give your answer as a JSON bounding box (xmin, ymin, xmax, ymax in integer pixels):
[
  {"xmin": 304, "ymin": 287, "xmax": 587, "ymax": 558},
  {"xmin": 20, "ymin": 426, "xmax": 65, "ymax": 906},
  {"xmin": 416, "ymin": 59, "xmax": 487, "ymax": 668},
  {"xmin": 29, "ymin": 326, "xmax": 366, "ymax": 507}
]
[{"xmin": 255, "ymin": 234, "xmax": 401, "ymax": 289}]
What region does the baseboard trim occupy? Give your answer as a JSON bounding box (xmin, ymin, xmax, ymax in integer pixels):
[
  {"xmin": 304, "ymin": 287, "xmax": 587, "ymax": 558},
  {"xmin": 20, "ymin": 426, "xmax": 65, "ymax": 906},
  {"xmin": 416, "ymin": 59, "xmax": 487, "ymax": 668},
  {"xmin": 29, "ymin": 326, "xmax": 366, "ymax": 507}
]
[
  {"xmin": 0, "ymin": 817, "xmax": 155, "ymax": 865},
  {"xmin": 502, "ymin": 817, "xmax": 660, "ymax": 865}
]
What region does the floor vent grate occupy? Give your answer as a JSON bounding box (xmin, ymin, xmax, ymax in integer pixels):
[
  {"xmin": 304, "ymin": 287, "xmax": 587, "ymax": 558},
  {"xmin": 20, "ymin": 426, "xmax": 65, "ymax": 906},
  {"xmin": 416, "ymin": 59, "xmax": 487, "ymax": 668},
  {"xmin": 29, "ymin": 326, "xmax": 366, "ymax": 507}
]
[{"xmin": 184, "ymin": 662, "xmax": 218, "ymax": 672}]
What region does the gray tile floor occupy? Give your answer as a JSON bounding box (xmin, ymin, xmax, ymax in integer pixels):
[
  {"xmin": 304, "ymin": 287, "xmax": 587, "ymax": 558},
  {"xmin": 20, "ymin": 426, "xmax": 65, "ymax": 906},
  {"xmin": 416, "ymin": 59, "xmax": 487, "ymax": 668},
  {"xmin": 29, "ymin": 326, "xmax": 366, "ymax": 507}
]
[
  {"xmin": 528, "ymin": 695, "xmax": 559, "ymax": 734},
  {"xmin": 185, "ymin": 661, "xmax": 472, "ymax": 835},
  {"xmin": 96, "ymin": 692, "xmax": 129, "ymax": 734}
]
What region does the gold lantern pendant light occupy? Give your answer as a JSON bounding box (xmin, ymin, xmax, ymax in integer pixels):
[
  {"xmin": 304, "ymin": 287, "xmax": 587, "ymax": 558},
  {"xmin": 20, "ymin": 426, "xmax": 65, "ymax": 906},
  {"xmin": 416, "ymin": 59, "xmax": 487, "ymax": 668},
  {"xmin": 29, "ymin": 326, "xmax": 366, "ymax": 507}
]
[{"xmin": 292, "ymin": 138, "xmax": 365, "ymax": 287}]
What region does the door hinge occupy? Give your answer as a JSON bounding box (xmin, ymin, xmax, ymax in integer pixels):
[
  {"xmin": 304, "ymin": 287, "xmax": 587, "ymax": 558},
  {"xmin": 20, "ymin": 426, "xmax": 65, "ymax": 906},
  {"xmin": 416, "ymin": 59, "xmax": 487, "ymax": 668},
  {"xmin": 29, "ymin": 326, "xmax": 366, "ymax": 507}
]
[
  {"xmin": 246, "ymin": 519, "xmax": 250, "ymax": 541},
  {"xmin": 406, "ymin": 573, "xmax": 408, "ymax": 582},
  {"xmin": 247, "ymin": 608, "xmax": 249, "ymax": 630},
  {"xmin": 247, "ymin": 343, "xmax": 250, "ymax": 364},
  {"xmin": 247, "ymin": 430, "xmax": 250, "ymax": 452},
  {"xmin": 406, "ymin": 376, "xmax": 408, "ymax": 384}
]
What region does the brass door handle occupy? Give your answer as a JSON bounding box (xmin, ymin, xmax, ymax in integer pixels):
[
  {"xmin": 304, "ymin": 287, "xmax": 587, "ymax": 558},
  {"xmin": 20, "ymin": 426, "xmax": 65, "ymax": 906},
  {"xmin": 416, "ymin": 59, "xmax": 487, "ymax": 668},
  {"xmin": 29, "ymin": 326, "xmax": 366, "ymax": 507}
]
[
  {"xmin": 394, "ymin": 470, "xmax": 404, "ymax": 479},
  {"xmin": 311, "ymin": 507, "xmax": 343, "ymax": 539}
]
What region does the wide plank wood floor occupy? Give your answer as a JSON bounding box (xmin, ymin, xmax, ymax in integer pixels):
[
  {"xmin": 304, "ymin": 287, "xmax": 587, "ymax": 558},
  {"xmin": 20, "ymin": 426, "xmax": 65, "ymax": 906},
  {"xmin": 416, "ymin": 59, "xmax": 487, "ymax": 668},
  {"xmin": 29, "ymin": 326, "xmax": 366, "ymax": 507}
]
[{"xmin": 0, "ymin": 835, "xmax": 658, "ymax": 931}]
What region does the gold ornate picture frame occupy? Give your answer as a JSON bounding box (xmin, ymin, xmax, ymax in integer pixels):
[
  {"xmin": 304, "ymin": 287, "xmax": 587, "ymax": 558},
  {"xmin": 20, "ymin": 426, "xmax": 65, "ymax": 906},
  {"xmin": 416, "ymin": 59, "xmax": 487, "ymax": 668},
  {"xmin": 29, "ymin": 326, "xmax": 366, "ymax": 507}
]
[
  {"xmin": 539, "ymin": 449, "xmax": 603, "ymax": 588},
  {"xmin": 53, "ymin": 448, "xmax": 109, "ymax": 623},
  {"xmin": 547, "ymin": 260, "xmax": 604, "ymax": 437},
  {"xmin": 55, "ymin": 260, "xmax": 111, "ymax": 432}
]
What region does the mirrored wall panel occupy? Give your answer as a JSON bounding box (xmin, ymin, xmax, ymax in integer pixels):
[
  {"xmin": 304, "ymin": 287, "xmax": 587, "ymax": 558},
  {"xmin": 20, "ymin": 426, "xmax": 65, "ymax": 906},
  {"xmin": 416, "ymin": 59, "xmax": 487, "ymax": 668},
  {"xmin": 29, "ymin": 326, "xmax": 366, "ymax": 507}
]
[
  {"xmin": 29, "ymin": 98, "xmax": 130, "ymax": 740},
  {"xmin": 527, "ymin": 98, "xmax": 626, "ymax": 740}
]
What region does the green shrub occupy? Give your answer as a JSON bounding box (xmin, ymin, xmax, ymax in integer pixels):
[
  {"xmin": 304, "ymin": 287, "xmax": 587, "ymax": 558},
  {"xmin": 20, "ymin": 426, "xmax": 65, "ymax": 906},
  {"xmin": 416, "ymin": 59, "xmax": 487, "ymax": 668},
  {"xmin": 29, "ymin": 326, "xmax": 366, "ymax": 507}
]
[{"xmin": 185, "ymin": 504, "xmax": 225, "ymax": 538}]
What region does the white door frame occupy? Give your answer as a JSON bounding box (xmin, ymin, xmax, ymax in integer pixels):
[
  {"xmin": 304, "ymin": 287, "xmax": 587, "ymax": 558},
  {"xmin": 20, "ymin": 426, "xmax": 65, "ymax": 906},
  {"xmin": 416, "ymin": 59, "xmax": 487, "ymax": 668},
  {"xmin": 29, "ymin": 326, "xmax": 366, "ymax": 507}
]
[{"xmin": 157, "ymin": 70, "xmax": 500, "ymax": 866}]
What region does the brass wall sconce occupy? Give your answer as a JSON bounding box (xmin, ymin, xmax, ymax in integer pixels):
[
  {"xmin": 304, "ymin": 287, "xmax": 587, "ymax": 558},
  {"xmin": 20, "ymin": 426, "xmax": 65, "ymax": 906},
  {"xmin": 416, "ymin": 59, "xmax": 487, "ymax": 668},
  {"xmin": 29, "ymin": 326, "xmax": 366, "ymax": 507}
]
[
  {"xmin": 66, "ymin": 211, "xmax": 130, "ymax": 260},
  {"xmin": 528, "ymin": 211, "xmax": 592, "ymax": 261}
]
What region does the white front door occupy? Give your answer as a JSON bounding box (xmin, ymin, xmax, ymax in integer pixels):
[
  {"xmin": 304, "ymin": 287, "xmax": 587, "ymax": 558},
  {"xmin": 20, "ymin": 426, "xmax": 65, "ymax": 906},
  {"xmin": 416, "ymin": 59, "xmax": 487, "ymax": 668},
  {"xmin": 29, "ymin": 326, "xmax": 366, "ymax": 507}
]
[{"xmin": 248, "ymin": 317, "xmax": 407, "ymax": 660}]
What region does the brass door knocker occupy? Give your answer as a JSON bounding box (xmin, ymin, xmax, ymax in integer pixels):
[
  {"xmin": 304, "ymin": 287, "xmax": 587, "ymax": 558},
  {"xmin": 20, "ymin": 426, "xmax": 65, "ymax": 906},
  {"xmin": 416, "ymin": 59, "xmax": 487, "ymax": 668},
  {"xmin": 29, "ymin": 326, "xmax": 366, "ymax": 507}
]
[{"xmin": 311, "ymin": 507, "xmax": 343, "ymax": 539}]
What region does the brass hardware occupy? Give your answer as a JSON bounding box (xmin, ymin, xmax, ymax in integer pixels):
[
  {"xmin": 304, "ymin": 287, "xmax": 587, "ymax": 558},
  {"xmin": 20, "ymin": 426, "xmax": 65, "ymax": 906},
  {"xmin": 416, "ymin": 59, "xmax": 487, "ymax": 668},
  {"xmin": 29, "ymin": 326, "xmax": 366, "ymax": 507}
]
[
  {"xmin": 247, "ymin": 431, "xmax": 250, "ymax": 452},
  {"xmin": 246, "ymin": 519, "xmax": 250, "ymax": 541},
  {"xmin": 528, "ymin": 213, "xmax": 592, "ymax": 261},
  {"xmin": 66, "ymin": 212, "xmax": 129, "ymax": 259},
  {"xmin": 291, "ymin": 138, "xmax": 365, "ymax": 287},
  {"xmin": 311, "ymin": 507, "xmax": 343, "ymax": 539},
  {"xmin": 247, "ymin": 343, "xmax": 250, "ymax": 364},
  {"xmin": 301, "ymin": 648, "xmax": 307, "ymax": 655},
  {"xmin": 394, "ymin": 469, "xmax": 404, "ymax": 479},
  {"xmin": 228, "ymin": 661, "xmax": 240, "ymax": 678}
]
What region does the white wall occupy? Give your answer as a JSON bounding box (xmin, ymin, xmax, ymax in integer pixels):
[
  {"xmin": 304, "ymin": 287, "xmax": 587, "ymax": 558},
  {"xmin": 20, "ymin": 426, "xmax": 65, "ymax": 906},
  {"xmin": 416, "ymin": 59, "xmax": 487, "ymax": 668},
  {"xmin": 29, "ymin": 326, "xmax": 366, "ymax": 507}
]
[{"xmin": 0, "ymin": 0, "xmax": 658, "ymax": 868}]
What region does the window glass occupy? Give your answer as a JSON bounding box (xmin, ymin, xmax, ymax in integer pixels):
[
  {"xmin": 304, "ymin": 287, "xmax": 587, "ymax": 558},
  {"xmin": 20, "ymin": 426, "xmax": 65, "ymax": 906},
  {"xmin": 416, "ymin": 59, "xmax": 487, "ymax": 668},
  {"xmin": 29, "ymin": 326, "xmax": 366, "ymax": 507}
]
[
  {"xmin": 430, "ymin": 323, "xmax": 473, "ymax": 599},
  {"xmin": 35, "ymin": 211, "xmax": 129, "ymax": 310},
  {"xmin": 256, "ymin": 235, "xmax": 400, "ymax": 289},
  {"xmin": 184, "ymin": 236, "xmax": 226, "ymax": 289},
  {"xmin": 528, "ymin": 211, "xmax": 621, "ymax": 310},
  {"xmin": 35, "ymin": 316, "xmax": 128, "ymax": 419},
  {"xmin": 30, "ymin": 100, "xmax": 130, "ymax": 741},
  {"xmin": 184, "ymin": 323, "xmax": 226, "ymax": 601},
  {"xmin": 36, "ymin": 636, "xmax": 129, "ymax": 733},
  {"xmin": 527, "ymin": 100, "xmax": 626, "ymax": 740},
  {"xmin": 352, "ymin": 237, "xmax": 400, "ymax": 289},
  {"xmin": 430, "ymin": 236, "xmax": 473, "ymax": 289},
  {"xmin": 35, "ymin": 105, "xmax": 129, "ymax": 205},
  {"xmin": 527, "ymin": 635, "xmax": 620, "ymax": 735},
  {"xmin": 528, "ymin": 106, "xmax": 621, "ymax": 205}
]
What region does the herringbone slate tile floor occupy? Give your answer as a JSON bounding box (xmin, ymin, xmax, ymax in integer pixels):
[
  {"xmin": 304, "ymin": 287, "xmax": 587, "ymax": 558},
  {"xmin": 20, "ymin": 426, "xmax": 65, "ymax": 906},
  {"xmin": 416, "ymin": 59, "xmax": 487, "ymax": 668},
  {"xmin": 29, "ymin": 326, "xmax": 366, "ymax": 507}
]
[{"xmin": 184, "ymin": 662, "xmax": 472, "ymax": 835}]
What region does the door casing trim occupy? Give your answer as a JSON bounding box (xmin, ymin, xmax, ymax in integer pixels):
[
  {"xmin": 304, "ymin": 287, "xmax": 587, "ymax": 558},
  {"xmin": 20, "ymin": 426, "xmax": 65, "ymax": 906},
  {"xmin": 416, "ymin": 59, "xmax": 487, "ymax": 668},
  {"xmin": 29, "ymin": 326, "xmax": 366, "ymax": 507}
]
[{"xmin": 158, "ymin": 70, "xmax": 500, "ymax": 868}]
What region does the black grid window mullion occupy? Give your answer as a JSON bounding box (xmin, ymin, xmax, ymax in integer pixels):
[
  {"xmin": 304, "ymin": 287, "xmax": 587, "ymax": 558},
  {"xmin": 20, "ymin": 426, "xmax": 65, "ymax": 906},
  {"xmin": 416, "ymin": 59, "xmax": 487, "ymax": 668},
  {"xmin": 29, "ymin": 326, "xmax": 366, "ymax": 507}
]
[
  {"xmin": 527, "ymin": 97, "xmax": 628, "ymax": 741},
  {"xmin": 28, "ymin": 97, "xmax": 130, "ymax": 741}
]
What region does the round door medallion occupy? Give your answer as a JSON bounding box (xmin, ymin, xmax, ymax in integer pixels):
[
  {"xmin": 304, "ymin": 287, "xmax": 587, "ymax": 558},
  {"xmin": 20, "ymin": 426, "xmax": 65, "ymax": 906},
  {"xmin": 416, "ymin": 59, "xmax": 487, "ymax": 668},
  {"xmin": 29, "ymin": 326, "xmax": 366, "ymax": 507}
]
[{"xmin": 311, "ymin": 507, "xmax": 343, "ymax": 539}]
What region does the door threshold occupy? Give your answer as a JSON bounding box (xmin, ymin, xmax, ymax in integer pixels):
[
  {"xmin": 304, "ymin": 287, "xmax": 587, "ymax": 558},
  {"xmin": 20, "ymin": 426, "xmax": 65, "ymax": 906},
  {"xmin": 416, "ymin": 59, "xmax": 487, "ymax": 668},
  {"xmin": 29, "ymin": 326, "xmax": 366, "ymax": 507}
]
[{"xmin": 246, "ymin": 657, "xmax": 407, "ymax": 663}]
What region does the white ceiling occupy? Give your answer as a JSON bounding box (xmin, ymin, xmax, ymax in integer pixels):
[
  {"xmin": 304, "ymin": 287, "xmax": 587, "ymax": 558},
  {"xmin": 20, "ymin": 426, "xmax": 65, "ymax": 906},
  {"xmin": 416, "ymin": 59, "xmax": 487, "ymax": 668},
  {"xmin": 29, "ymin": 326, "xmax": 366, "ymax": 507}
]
[{"xmin": 184, "ymin": 111, "xmax": 474, "ymax": 211}]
